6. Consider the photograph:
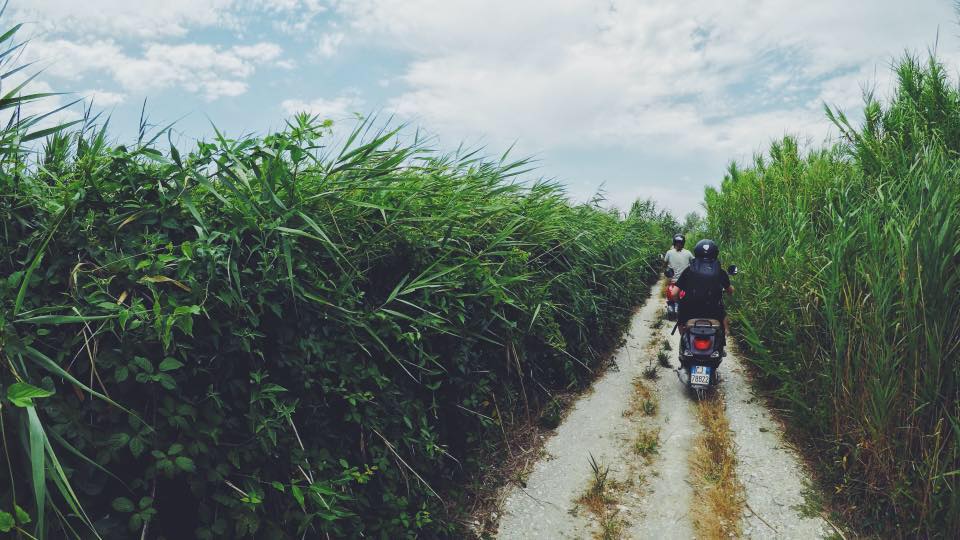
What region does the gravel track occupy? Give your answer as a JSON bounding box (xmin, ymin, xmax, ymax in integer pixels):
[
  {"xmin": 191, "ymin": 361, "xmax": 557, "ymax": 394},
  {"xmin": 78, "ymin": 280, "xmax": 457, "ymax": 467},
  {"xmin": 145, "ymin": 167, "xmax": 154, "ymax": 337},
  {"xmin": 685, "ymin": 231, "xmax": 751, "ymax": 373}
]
[
  {"xmin": 496, "ymin": 284, "xmax": 662, "ymax": 539},
  {"xmin": 722, "ymin": 350, "xmax": 831, "ymax": 539},
  {"xmin": 626, "ymin": 317, "xmax": 699, "ymax": 539},
  {"xmin": 496, "ymin": 281, "xmax": 833, "ymax": 539}
]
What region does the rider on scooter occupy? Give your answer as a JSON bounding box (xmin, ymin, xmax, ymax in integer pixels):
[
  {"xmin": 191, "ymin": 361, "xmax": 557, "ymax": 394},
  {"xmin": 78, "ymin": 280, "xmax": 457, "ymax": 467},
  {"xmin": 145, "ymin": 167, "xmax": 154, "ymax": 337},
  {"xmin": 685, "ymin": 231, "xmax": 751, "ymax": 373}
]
[
  {"xmin": 663, "ymin": 234, "xmax": 694, "ymax": 281},
  {"xmin": 675, "ymin": 239, "xmax": 734, "ymax": 341}
]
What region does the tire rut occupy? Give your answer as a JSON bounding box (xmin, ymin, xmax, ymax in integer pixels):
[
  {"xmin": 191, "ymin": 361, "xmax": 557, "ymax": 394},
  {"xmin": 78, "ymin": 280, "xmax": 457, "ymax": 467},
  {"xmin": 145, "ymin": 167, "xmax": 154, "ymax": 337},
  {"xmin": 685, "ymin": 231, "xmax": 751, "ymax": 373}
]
[
  {"xmin": 626, "ymin": 316, "xmax": 699, "ymax": 539},
  {"xmin": 722, "ymin": 350, "xmax": 832, "ymax": 538}
]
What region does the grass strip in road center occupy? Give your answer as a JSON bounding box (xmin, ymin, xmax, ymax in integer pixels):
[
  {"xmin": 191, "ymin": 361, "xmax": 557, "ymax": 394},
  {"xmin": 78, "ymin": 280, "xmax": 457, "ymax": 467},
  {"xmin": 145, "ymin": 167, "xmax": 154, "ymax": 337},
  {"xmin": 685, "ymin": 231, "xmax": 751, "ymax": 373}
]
[{"xmin": 690, "ymin": 394, "xmax": 745, "ymax": 539}]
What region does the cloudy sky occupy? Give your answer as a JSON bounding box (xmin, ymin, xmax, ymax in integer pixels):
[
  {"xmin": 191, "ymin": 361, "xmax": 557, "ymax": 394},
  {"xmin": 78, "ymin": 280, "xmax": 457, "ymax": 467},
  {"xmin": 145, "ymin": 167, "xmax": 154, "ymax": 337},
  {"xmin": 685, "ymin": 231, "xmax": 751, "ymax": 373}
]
[{"xmin": 10, "ymin": 0, "xmax": 959, "ymax": 216}]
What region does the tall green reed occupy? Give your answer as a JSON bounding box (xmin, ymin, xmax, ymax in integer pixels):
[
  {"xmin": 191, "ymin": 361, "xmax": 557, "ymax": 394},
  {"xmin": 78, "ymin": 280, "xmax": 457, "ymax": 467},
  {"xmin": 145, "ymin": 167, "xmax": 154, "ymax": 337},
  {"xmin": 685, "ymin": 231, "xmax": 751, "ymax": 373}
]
[{"xmin": 707, "ymin": 55, "xmax": 960, "ymax": 536}]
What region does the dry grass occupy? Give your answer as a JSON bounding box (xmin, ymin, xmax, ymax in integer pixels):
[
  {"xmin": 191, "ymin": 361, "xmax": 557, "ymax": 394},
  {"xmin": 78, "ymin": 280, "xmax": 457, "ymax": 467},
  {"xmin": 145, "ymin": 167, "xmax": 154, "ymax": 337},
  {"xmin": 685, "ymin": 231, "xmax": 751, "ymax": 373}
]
[
  {"xmin": 690, "ymin": 394, "xmax": 745, "ymax": 539},
  {"xmin": 460, "ymin": 414, "xmax": 547, "ymax": 536},
  {"xmin": 576, "ymin": 454, "xmax": 629, "ymax": 540},
  {"xmin": 633, "ymin": 428, "xmax": 660, "ymax": 463},
  {"xmin": 626, "ymin": 378, "xmax": 658, "ymax": 418},
  {"xmin": 461, "ymin": 388, "xmax": 583, "ymax": 536}
]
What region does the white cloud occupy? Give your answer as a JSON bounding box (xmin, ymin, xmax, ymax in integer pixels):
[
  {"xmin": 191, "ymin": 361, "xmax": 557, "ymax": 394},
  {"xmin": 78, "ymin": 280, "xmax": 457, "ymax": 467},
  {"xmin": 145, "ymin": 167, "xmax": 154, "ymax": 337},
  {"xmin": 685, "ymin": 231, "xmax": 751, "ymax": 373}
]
[
  {"xmin": 82, "ymin": 89, "xmax": 127, "ymax": 107},
  {"xmin": 256, "ymin": 0, "xmax": 330, "ymax": 34},
  {"xmin": 317, "ymin": 32, "xmax": 345, "ymax": 58},
  {"xmin": 13, "ymin": 0, "xmax": 235, "ymax": 38},
  {"xmin": 281, "ymin": 94, "xmax": 366, "ymax": 120},
  {"xmin": 334, "ymin": 0, "xmax": 956, "ymax": 160},
  {"xmin": 323, "ymin": 0, "xmax": 959, "ymax": 215},
  {"xmin": 27, "ymin": 39, "xmax": 283, "ymax": 101}
]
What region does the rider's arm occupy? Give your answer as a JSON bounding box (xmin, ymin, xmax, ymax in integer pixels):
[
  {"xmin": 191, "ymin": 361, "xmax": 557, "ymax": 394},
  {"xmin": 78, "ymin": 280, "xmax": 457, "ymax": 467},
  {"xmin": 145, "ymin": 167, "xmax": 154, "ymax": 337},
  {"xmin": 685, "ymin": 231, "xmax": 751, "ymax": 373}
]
[{"xmin": 721, "ymin": 270, "xmax": 732, "ymax": 295}]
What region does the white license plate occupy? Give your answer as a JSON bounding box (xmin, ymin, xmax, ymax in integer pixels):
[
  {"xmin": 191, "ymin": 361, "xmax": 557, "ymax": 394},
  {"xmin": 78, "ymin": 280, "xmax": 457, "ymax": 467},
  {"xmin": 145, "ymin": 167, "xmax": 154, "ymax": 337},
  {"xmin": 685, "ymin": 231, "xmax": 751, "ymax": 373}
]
[{"xmin": 690, "ymin": 366, "xmax": 710, "ymax": 386}]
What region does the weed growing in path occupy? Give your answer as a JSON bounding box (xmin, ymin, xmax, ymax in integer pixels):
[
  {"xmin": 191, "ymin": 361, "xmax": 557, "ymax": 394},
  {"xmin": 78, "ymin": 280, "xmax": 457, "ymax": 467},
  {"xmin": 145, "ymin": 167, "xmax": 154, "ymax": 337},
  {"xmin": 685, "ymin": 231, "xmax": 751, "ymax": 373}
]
[
  {"xmin": 642, "ymin": 364, "xmax": 659, "ymax": 380},
  {"xmin": 634, "ymin": 428, "xmax": 660, "ymax": 463},
  {"xmin": 577, "ymin": 454, "xmax": 628, "ymax": 539},
  {"xmin": 641, "ymin": 399, "xmax": 657, "ymax": 416},
  {"xmin": 656, "ymin": 350, "xmax": 671, "ymax": 368}
]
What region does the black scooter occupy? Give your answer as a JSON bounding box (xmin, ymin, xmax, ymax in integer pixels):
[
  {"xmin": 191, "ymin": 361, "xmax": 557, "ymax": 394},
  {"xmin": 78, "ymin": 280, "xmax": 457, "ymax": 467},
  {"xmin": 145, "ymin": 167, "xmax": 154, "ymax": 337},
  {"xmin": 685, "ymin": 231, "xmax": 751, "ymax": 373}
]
[{"xmin": 666, "ymin": 265, "xmax": 738, "ymax": 396}]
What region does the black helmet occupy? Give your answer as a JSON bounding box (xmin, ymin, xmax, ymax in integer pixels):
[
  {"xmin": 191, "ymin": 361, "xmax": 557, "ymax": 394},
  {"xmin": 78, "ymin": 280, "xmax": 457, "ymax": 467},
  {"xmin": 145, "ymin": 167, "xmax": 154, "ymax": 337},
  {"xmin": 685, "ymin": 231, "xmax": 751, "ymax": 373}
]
[
  {"xmin": 673, "ymin": 234, "xmax": 685, "ymax": 247},
  {"xmin": 693, "ymin": 239, "xmax": 719, "ymax": 260}
]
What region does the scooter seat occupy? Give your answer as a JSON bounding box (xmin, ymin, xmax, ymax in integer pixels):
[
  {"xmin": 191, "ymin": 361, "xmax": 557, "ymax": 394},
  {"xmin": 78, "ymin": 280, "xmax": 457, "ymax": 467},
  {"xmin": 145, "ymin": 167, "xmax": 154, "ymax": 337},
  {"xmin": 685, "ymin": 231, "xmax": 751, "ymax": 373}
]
[{"xmin": 685, "ymin": 318, "xmax": 721, "ymax": 328}]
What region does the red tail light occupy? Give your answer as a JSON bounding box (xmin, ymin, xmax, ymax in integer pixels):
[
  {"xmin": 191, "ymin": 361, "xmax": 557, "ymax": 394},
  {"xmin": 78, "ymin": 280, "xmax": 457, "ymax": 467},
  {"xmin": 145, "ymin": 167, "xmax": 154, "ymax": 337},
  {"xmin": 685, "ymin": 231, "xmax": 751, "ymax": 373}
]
[{"xmin": 693, "ymin": 337, "xmax": 711, "ymax": 351}]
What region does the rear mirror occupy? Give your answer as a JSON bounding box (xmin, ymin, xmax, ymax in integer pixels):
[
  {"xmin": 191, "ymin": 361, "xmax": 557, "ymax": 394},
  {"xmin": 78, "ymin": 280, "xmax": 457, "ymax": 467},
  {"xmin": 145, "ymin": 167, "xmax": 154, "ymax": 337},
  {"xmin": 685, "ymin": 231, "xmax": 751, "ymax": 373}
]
[
  {"xmin": 665, "ymin": 268, "xmax": 675, "ymax": 278},
  {"xmin": 728, "ymin": 265, "xmax": 738, "ymax": 275}
]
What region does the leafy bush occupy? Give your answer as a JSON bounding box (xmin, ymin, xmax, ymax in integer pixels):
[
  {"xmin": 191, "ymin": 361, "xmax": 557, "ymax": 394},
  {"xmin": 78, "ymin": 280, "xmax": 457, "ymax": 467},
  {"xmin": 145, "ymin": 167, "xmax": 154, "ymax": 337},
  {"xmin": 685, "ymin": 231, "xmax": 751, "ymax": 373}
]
[
  {"xmin": 706, "ymin": 55, "xmax": 960, "ymax": 536},
  {"xmin": 0, "ymin": 53, "xmax": 668, "ymax": 540}
]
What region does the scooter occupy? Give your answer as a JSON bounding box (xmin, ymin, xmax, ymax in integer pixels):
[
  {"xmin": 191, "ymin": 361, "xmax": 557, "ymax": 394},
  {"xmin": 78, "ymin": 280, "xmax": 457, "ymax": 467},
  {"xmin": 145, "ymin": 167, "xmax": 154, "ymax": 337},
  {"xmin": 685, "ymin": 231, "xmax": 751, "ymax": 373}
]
[
  {"xmin": 665, "ymin": 277, "xmax": 681, "ymax": 320},
  {"xmin": 667, "ymin": 265, "xmax": 738, "ymax": 396},
  {"xmin": 677, "ymin": 318, "xmax": 725, "ymax": 394}
]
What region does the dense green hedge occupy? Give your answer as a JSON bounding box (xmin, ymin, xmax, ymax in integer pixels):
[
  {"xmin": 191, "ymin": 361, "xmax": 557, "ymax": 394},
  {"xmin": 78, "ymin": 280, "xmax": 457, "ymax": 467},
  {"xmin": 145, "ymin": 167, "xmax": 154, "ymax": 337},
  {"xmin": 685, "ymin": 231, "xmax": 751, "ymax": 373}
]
[
  {"xmin": 0, "ymin": 103, "xmax": 670, "ymax": 537},
  {"xmin": 706, "ymin": 55, "xmax": 960, "ymax": 536}
]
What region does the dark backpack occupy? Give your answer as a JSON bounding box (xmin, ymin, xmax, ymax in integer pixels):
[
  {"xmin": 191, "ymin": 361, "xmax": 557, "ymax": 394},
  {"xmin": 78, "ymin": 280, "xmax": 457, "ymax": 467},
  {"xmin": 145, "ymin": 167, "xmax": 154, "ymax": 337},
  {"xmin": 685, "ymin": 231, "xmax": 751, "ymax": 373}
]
[{"xmin": 680, "ymin": 259, "xmax": 722, "ymax": 307}]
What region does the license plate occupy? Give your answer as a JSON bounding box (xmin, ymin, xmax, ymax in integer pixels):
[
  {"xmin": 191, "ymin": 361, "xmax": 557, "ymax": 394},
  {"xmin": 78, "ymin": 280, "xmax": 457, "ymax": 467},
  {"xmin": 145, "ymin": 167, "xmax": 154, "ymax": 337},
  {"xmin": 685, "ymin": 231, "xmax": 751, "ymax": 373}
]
[{"xmin": 690, "ymin": 366, "xmax": 711, "ymax": 386}]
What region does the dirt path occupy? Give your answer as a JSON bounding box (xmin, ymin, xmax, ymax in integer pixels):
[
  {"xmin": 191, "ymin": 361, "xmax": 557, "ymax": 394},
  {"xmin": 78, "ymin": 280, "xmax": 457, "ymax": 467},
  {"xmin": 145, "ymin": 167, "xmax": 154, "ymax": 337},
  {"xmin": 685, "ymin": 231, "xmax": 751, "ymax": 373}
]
[
  {"xmin": 722, "ymin": 351, "xmax": 832, "ymax": 538},
  {"xmin": 496, "ymin": 281, "xmax": 834, "ymax": 539},
  {"xmin": 626, "ymin": 321, "xmax": 698, "ymax": 539},
  {"xmin": 496, "ymin": 283, "xmax": 663, "ymax": 539}
]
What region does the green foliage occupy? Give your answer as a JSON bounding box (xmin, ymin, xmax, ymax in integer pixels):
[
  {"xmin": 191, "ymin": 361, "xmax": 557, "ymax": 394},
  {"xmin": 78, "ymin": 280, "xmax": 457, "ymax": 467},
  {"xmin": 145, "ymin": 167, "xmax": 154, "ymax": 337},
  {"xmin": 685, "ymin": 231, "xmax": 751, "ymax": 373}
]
[
  {"xmin": 641, "ymin": 399, "xmax": 656, "ymax": 416},
  {"xmin": 538, "ymin": 396, "xmax": 564, "ymax": 430},
  {"xmin": 6, "ymin": 382, "xmax": 54, "ymax": 407},
  {"xmin": 0, "ymin": 55, "xmax": 669, "ymax": 539},
  {"xmin": 706, "ymin": 55, "xmax": 960, "ymax": 536}
]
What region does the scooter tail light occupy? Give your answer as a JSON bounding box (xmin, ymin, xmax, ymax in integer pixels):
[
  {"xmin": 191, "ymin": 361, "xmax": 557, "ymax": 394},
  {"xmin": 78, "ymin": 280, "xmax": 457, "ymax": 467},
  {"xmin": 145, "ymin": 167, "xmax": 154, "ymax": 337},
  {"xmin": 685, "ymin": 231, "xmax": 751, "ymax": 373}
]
[{"xmin": 693, "ymin": 337, "xmax": 711, "ymax": 351}]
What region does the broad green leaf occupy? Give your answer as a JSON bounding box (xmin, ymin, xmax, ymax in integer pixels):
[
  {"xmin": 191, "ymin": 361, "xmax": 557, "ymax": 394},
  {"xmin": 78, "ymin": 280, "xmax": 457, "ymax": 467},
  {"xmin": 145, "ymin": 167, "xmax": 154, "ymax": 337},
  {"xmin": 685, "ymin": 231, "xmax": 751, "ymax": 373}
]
[
  {"xmin": 108, "ymin": 433, "xmax": 131, "ymax": 448},
  {"xmin": 132, "ymin": 356, "xmax": 154, "ymax": 374},
  {"xmin": 112, "ymin": 497, "xmax": 135, "ymax": 513},
  {"xmin": 157, "ymin": 374, "xmax": 177, "ymax": 390},
  {"xmin": 27, "ymin": 406, "xmax": 46, "ymax": 534},
  {"xmin": 14, "ymin": 505, "xmax": 30, "ymax": 525},
  {"xmin": 129, "ymin": 513, "xmax": 143, "ymax": 532},
  {"xmin": 7, "ymin": 382, "xmax": 54, "ymax": 407},
  {"xmin": 158, "ymin": 358, "xmax": 184, "ymax": 372},
  {"xmin": 291, "ymin": 484, "xmax": 305, "ymax": 511},
  {"xmin": 129, "ymin": 437, "xmax": 145, "ymax": 457},
  {"xmin": 0, "ymin": 511, "xmax": 12, "ymax": 533},
  {"xmin": 175, "ymin": 456, "xmax": 196, "ymax": 472}
]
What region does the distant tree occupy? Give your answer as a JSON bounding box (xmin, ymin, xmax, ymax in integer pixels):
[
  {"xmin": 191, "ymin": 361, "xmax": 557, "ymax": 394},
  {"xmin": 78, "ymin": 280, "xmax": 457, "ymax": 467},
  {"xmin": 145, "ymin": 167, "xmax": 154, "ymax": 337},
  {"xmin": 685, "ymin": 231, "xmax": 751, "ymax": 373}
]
[
  {"xmin": 629, "ymin": 198, "xmax": 679, "ymax": 234},
  {"xmin": 682, "ymin": 211, "xmax": 706, "ymax": 239}
]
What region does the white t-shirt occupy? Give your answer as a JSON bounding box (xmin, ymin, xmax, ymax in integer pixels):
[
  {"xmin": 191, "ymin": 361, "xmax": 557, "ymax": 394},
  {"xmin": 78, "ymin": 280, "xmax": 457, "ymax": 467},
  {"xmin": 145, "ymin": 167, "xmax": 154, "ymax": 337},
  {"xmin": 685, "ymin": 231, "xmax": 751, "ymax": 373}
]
[{"xmin": 663, "ymin": 248, "xmax": 694, "ymax": 278}]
